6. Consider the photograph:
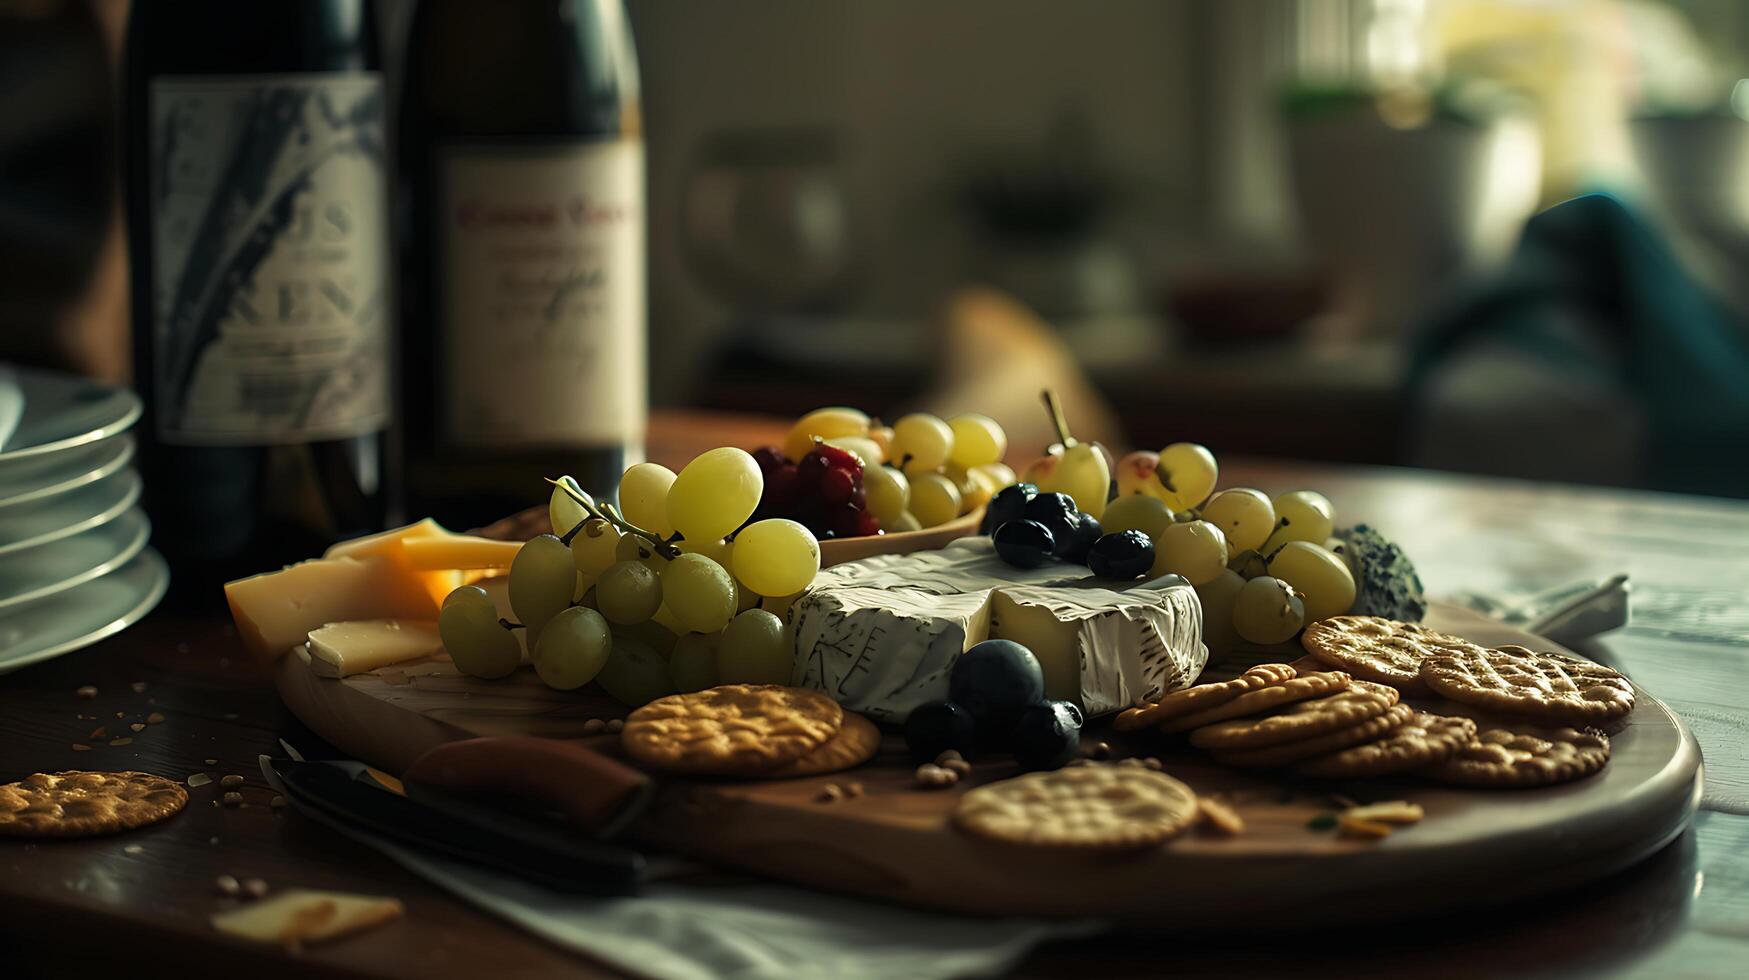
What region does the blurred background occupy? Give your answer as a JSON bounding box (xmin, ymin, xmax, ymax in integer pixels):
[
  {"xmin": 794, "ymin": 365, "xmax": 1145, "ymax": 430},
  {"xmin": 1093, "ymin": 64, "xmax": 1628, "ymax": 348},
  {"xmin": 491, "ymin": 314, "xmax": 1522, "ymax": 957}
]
[{"xmin": 5, "ymin": 0, "xmax": 1749, "ymax": 498}]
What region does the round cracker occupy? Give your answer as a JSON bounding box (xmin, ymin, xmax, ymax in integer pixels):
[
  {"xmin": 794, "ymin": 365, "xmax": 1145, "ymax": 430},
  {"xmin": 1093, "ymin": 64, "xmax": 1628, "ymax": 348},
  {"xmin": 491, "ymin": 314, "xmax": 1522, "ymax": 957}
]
[
  {"xmin": 1213, "ymin": 703, "xmax": 1414, "ymax": 768},
  {"xmin": 1419, "ymin": 645, "xmax": 1634, "ymax": 726},
  {"xmin": 764, "ymin": 711, "xmax": 881, "ymax": 778},
  {"xmin": 1298, "ymin": 712, "xmax": 1478, "ymax": 778},
  {"xmin": 622, "ymin": 684, "xmax": 844, "ymax": 776},
  {"xmin": 0, "ymin": 771, "xmax": 188, "ymax": 839},
  {"xmin": 954, "ymin": 763, "xmax": 1199, "ymax": 850},
  {"xmin": 1189, "ymin": 682, "xmax": 1395, "ymax": 751},
  {"xmin": 1157, "ymin": 671, "xmax": 1351, "ymax": 733},
  {"xmin": 1422, "ymin": 725, "xmax": 1611, "ymax": 788},
  {"xmin": 1301, "ymin": 616, "xmax": 1485, "ymax": 694},
  {"xmin": 1113, "ymin": 664, "xmax": 1296, "ymax": 733}
]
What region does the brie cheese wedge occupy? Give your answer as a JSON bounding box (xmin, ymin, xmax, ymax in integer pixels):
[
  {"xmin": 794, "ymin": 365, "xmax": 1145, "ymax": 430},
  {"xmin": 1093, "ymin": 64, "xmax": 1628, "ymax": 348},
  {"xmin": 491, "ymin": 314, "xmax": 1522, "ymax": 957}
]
[{"xmin": 791, "ymin": 538, "xmax": 1205, "ymax": 721}]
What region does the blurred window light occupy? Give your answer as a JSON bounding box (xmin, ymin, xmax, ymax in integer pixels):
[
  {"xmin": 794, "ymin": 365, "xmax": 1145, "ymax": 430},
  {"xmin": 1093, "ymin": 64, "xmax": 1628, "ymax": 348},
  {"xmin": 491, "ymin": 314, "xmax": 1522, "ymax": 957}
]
[{"xmin": 1367, "ymin": 0, "xmax": 1434, "ymax": 85}]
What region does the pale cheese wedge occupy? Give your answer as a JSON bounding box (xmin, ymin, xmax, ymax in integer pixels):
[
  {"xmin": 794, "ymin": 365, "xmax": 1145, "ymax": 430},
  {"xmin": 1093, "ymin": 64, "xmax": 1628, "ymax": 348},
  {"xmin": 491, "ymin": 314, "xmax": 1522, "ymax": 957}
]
[
  {"xmin": 225, "ymin": 556, "xmax": 439, "ymax": 664},
  {"xmin": 307, "ymin": 619, "xmax": 444, "ymax": 677},
  {"xmin": 401, "ymin": 533, "xmax": 523, "ymax": 570},
  {"xmin": 324, "ymin": 518, "xmax": 466, "ymax": 607},
  {"xmin": 211, "ymin": 889, "xmax": 403, "ymax": 947}
]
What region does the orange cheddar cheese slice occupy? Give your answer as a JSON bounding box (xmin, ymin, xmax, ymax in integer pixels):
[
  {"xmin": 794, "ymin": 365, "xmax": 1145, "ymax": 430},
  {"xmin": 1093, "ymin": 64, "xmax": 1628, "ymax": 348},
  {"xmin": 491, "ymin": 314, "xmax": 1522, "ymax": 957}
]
[{"xmin": 324, "ymin": 518, "xmax": 466, "ymax": 607}]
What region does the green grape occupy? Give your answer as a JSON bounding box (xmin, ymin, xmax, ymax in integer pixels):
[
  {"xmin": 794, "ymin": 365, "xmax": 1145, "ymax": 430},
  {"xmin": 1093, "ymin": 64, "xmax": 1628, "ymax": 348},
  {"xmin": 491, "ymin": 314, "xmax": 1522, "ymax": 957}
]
[
  {"xmin": 731, "ymin": 519, "xmax": 820, "ymax": 598},
  {"xmin": 975, "ymin": 462, "xmax": 1016, "ymax": 489},
  {"xmin": 548, "ymin": 476, "xmax": 592, "ymax": 537},
  {"xmin": 1266, "ymin": 541, "xmax": 1355, "ymax": 624},
  {"xmin": 909, "ymin": 472, "xmax": 962, "ymax": 528},
  {"xmin": 594, "ymin": 637, "xmax": 676, "ymax": 707},
  {"xmin": 760, "ymin": 590, "xmax": 803, "ymax": 618},
  {"xmin": 888, "ymin": 510, "xmax": 923, "ymax": 533},
  {"xmin": 891, "ymin": 412, "xmax": 953, "ymax": 472},
  {"xmin": 680, "ymin": 535, "xmax": 734, "ymax": 569},
  {"xmin": 1155, "ymin": 442, "xmax": 1218, "ymax": 511},
  {"xmin": 733, "ymin": 577, "xmax": 760, "ymax": 613},
  {"xmin": 1201, "ymin": 488, "xmax": 1275, "ymax": 554},
  {"xmin": 615, "ymin": 532, "xmax": 668, "ymax": 570},
  {"xmin": 1051, "ymin": 442, "xmax": 1110, "ymax": 519},
  {"xmin": 946, "ymin": 413, "xmax": 1006, "ymax": 469},
  {"xmin": 1263, "ymin": 490, "xmax": 1336, "ymax": 552},
  {"xmin": 824, "ymin": 435, "xmax": 884, "ymax": 466},
  {"xmin": 670, "ymin": 630, "xmax": 722, "ymax": 693},
  {"xmin": 863, "ymin": 464, "xmax": 910, "ymax": 527},
  {"xmin": 574, "ymin": 571, "xmax": 593, "ymax": 603},
  {"xmin": 1228, "ymin": 549, "xmax": 1269, "ymax": 579},
  {"xmin": 1232, "ymin": 576, "xmax": 1305, "ymax": 645},
  {"xmin": 508, "ymin": 534, "xmax": 575, "ymax": 635},
  {"xmin": 1150, "ymin": 520, "xmax": 1229, "ymax": 586},
  {"xmin": 619, "ymin": 462, "xmax": 677, "ymax": 537},
  {"xmin": 718, "ymin": 609, "xmax": 792, "ymax": 685},
  {"xmin": 532, "ymin": 607, "xmax": 612, "ymax": 691},
  {"xmin": 616, "ymin": 619, "xmax": 679, "ymax": 658},
  {"xmin": 440, "ymin": 586, "xmax": 522, "ymax": 679},
  {"xmin": 596, "ymin": 559, "xmax": 663, "ymax": 625},
  {"xmin": 1194, "ymin": 570, "xmax": 1246, "ymax": 659},
  {"xmin": 668, "ymin": 447, "xmax": 762, "ymax": 543},
  {"xmin": 1101, "ymin": 493, "xmax": 1175, "ymax": 540},
  {"xmin": 661, "ymin": 553, "xmax": 737, "ymax": 633},
  {"xmin": 784, "ymin": 406, "xmax": 869, "ymax": 460},
  {"xmin": 571, "ymin": 518, "xmax": 622, "ymax": 576}
]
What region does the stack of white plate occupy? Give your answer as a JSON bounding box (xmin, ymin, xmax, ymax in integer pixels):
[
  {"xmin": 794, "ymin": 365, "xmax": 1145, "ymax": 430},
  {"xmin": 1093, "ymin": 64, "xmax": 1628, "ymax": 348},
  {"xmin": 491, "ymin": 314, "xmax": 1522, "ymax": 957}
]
[{"xmin": 0, "ymin": 365, "xmax": 167, "ymax": 675}]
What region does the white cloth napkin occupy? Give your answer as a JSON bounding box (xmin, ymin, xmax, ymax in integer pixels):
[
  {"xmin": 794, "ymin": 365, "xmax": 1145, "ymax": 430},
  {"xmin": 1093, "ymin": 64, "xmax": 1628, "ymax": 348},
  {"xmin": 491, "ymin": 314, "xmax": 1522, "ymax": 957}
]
[
  {"xmin": 369, "ymin": 838, "xmax": 1100, "ymax": 980},
  {"xmin": 259, "ymin": 753, "xmax": 1101, "ymax": 980},
  {"xmin": 0, "ymin": 364, "xmax": 22, "ymax": 451}
]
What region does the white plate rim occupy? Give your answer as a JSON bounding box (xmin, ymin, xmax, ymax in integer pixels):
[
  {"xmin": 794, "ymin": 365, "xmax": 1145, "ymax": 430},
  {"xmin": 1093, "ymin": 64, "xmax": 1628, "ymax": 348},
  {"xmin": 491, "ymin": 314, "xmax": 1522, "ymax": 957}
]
[
  {"xmin": 0, "ymin": 508, "xmax": 151, "ymax": 613},
  {"xmin": 0, "ymin": 435, "xmax": 136, "ymax": 512},
  {"xmin": 0, "ymin": 468, "xmax": 142, "ymax": 557},
  {"xmin": 0, "ymin": 369, "xmax": 141, "ymax": 464},
  {"xmin": 0, "ymin": 547, "xmax": 169, "ymax": 674}
]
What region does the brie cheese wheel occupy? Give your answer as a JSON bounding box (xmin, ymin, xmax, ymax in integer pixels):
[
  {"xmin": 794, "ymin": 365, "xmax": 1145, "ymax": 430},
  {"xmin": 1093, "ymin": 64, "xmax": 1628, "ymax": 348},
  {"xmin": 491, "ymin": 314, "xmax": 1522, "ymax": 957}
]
[{"xmin": 792, "ymin": 538, "xmax": 1205, "ymax": 721}]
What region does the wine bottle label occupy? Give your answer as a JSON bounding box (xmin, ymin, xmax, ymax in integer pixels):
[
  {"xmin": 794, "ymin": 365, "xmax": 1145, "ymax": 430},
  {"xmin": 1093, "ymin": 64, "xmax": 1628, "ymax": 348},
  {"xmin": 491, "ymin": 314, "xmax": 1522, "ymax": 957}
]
[
  {"xmin": 438, "ymin": 140, "xmax": 646, "ymax": 449},
  {"xmin": 147, "ymin": 73, "xmax": 390, "ymax": 445}
]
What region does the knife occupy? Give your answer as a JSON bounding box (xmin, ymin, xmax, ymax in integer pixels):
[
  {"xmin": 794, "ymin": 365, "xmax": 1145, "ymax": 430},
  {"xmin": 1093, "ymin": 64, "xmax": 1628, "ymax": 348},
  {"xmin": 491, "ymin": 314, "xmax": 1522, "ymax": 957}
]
[{"xmin": 261, "ymin": 753, "xmax": 648, "ymax": 896}]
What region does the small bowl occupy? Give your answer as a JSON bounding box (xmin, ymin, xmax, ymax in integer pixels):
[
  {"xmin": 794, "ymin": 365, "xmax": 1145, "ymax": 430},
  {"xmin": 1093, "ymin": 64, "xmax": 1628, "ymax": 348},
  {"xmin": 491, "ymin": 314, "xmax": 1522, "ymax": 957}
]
[{"xmin": 819, "ymin": 508, "xmax": 985, "ymax": 567}]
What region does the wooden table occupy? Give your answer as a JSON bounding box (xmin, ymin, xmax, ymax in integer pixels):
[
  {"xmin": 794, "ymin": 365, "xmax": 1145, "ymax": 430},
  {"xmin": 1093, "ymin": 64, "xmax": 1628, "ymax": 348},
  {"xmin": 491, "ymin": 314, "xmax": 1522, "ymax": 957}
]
[{"xmin": 4, "ymin": 412, "xmax": 1747, "ymax": 978}]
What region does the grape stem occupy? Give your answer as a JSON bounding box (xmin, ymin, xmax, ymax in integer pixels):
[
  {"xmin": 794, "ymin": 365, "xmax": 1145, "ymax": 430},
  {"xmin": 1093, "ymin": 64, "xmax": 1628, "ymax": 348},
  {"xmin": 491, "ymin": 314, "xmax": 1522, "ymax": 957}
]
[
  {"xmin": 545, "ymin": 478, "xmax": 683, "ymax": 560},
  {"xmin": 499, "ymin": 618, "xmax": 525, "ymax": 631},
  {"xmin": 1040, "ymin": 389, "xmax": 1077, "ymax": 447}
]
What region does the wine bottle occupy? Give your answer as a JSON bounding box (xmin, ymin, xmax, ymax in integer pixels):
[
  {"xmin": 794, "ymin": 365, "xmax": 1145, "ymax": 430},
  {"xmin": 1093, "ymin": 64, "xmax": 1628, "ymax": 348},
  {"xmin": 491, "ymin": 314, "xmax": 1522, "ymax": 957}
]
[
  {"xmin": 399, "ymin": 0, "xmax": 646, "ymax": 532},
  {"xmin": 123, "ymin": 0, "xmax": 392, "ymax": 595}
]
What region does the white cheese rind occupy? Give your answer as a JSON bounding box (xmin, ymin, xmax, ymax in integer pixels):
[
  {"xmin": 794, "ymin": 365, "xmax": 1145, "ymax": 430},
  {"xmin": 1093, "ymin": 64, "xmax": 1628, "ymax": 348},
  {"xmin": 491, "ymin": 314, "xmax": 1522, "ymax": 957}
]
[{"xmin": 791, "ymin": 538, "xmax": 1205, "ymax": 720}]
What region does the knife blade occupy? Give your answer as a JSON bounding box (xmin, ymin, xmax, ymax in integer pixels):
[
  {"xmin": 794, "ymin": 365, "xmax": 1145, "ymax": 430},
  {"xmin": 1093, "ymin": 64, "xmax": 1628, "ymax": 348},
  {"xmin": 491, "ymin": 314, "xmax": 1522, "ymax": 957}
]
[{"xmin": 262, "ymin": 754, "xmax": 646, "ymax": 896}]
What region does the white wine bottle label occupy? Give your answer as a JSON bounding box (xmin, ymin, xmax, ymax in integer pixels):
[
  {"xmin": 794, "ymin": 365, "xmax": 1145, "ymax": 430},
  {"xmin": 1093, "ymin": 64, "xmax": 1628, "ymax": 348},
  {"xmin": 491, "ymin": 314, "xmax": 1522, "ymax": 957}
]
[
  {"xmin": 147, "ymin": 72, "xmax": 391, "ymax": 445},
  {"xmin": 438, "ymin": 140, "xmax": 646, "ymax": 449}
]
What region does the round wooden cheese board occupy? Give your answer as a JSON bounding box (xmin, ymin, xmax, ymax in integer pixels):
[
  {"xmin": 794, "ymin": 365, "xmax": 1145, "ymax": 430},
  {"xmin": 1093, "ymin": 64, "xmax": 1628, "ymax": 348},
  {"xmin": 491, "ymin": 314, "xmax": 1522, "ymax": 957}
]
[{"xmin": 275, "ymin": 604, "xmax": 1702, "ymax": 925}]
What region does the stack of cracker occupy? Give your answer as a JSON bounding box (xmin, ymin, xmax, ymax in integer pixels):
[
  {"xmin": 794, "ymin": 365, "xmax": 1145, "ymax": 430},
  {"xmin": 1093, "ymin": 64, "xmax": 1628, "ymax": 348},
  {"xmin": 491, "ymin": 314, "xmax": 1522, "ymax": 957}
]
[
  {"xmin": 1117, "ymin": 616, "xmax": 1636, "ymax": 788},
  {"xmin": 621, "ymin": 684, "xmax": 880, "ymax": 779}
]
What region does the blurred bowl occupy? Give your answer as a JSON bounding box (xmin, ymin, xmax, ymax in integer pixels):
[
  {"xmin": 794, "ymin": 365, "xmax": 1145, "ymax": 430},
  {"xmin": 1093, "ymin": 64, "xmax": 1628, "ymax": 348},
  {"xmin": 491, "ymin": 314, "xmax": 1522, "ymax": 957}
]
[
  {"xmin": 1166, "ymin": 271, "xmax": 1329, "ymax": 345},
  {"xmin": 820, "ymin": 508, "xmax": 984, "ymax": 567}
]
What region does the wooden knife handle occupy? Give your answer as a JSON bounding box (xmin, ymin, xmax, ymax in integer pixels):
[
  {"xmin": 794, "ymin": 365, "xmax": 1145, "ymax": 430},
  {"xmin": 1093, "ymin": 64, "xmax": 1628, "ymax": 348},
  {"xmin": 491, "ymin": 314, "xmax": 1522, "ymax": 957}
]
[{"xmin": 402, "ymin": 736, "xmax": 650, "ymax": 833}]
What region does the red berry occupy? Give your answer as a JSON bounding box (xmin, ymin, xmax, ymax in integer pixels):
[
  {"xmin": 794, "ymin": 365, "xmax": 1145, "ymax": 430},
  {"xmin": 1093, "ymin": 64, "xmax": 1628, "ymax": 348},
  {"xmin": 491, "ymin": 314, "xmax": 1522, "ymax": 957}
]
[
  {"xmin": 855, "ymin": 509, "xmax": 881, "ymax": 537},
  {"xmin": 813, "ymin": 443, "xmax": 863, "ymax": 473},
  {"xmin": 831, "ymin": 503, "xmax": 865, "ymax": 538},
  {"xmin": 795, "ymin": 453, "xmax": 828, "ymax": 490},
  {"xmin": 765, "ymin": 464, "xmax": 801, "ymax": 509},
  {"xmin": 752, "ymin": 446, "xmax": 790, "ymax": 474},
  {"xmin": 820, "ymin": 467, "xmax": 857, "ymax": 504}
]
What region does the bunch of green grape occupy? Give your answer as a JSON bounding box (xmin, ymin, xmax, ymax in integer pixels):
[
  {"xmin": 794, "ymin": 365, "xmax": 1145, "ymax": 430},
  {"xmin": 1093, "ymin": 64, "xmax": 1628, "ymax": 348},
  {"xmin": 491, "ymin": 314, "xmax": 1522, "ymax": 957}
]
[
  {"xmin": 1100, "ymin": 456, "xmax": 1357, "ymax": 656},
  {"xmin": 782, "ymin": 406, "xmax": 1016, "ymax": 532},
  {"xmin": 439, "ymin": 452, "xmax": 825, "ymax": 706}
]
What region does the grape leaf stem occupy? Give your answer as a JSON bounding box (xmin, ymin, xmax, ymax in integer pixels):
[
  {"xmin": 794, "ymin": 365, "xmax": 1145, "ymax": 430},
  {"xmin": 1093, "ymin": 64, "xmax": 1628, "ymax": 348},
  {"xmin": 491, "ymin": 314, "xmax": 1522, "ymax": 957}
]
[{"xmin": 545, "ymin": 477, "xmax": 683, "ymax": 560}]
